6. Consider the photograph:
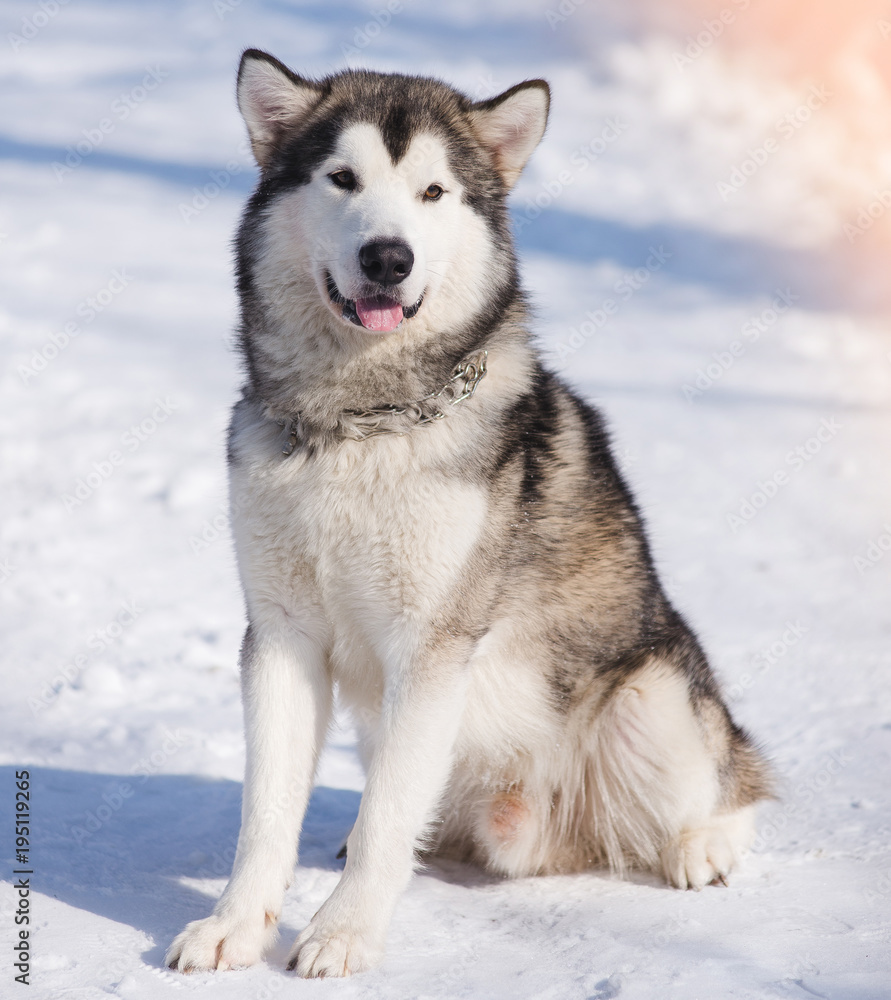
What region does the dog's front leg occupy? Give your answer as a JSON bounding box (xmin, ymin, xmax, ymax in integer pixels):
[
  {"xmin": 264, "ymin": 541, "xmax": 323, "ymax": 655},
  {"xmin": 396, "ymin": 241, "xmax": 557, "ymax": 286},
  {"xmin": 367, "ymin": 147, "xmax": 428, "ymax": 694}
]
[
  {"xmin": 288, "ymin": 654, "xmax": 468, "ymax": 978},
  {"xmin": 167, "ymin": 621, "xmax": 331, "ymax": 972}
]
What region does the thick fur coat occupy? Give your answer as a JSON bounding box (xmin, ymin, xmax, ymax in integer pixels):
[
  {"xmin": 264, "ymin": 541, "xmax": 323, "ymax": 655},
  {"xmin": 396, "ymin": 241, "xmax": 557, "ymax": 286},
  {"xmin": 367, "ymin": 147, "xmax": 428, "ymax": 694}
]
[{"xmin": 167, "ymin": 50, "xmax": 771, "ymax": 978}]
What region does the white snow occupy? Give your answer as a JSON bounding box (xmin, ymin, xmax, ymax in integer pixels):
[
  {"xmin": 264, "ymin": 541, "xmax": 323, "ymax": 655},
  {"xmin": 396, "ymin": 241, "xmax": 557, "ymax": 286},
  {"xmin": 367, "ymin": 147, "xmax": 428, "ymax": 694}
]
[{"xmin": 2, "ymin": 2, "xmax": 890, "ymax": 998}]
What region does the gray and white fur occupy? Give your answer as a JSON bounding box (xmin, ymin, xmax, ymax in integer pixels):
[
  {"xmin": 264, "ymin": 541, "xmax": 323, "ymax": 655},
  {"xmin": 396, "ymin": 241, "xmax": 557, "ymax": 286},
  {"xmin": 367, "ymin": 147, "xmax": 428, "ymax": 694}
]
[{"xmin": 166, "ymin": 50, "xmax": 772, "ymax": 979}]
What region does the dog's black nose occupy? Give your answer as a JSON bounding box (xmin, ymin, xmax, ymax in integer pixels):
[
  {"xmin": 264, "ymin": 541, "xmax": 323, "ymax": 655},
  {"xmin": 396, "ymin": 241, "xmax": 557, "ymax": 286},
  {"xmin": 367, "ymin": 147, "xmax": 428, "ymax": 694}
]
[{"xmin": 359, "ymin": 240, "xmax": 414, "ymax": 285}]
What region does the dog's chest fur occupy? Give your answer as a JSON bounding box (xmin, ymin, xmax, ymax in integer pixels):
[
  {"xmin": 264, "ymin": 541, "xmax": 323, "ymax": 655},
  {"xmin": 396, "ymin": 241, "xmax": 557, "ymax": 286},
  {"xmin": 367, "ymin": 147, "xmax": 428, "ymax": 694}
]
[{"xmin": 229, "ymin": 399, "xmax": 488, "ymax": 675}]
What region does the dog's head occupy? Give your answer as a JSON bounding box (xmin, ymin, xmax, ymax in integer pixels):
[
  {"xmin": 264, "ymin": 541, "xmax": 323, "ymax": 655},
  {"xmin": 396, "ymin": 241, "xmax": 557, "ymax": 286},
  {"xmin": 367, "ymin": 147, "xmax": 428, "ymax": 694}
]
[{"xmin": 236, "ymin": 51, "xmax": 549, "ymax": 344}]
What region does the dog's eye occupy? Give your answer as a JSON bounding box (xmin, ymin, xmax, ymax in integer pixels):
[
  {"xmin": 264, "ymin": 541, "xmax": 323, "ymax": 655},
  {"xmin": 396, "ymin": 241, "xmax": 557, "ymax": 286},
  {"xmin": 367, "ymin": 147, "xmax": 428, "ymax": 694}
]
[
  {"xmin": 423, "ymin": 184, "xmax": 444, "ymax": 202},
  {"xmin": 329, "ymin": 170, "xmax": 357, "ymax": 191}
]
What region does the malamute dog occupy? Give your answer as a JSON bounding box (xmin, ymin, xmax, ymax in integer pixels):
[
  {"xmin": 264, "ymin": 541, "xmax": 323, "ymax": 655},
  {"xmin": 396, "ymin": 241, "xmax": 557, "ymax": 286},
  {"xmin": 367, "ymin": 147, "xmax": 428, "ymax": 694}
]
[{"xmin": 167, "ymin": 50, "xmax": 771, "ymax": 978}]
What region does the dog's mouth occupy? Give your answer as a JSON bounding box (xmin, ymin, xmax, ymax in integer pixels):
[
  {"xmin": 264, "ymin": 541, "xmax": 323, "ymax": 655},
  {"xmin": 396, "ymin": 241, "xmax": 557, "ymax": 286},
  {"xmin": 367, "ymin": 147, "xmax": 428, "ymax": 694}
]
[{"xmin": 325, "ymin": 273, "xmax": 423, "ymax": 333}]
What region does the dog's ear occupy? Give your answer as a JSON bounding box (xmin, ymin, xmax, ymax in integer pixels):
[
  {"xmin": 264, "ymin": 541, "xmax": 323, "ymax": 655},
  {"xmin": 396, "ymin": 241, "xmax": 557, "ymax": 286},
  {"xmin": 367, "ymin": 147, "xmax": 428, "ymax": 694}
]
[
  {"xmin": 469, "ymin": 81, "xmax": 550, "ymax": 189},
  {"xmin": 237, "ymin": 49, "xmax": 322, "ymax": 169}
]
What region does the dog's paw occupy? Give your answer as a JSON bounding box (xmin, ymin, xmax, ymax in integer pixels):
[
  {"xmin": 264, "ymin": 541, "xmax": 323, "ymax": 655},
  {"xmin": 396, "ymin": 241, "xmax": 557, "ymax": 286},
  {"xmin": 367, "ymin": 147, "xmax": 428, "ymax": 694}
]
[
  {"xmin": 661, "ymin": 834, "xmax": 723, "ymax": 891},
  {"xmin": 661, "ymin": 807, "xmax": 755, "ymax": 891},
  {"xmin": 661, "ymin": 826, "xmax": 736, "ymax": 890},
  {"xmin": 166, "ymin": 912, "xmax": 274, "ymax": 973},
  {"xmin": 286, "ymin": 922, "xmax": 382, "ymax": 978}
]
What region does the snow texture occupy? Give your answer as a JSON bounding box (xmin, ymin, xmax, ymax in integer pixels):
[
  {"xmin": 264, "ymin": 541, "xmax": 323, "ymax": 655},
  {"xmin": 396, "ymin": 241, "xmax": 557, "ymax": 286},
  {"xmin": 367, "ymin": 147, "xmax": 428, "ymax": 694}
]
[{"xmin": 1, "ymin": 2, "xmax": 890, "ymax": 998}]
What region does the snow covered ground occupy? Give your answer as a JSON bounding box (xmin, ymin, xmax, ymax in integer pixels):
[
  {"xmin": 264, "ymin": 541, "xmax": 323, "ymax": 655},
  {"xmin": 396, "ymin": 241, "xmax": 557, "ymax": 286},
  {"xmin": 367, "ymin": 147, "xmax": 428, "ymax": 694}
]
[{"xmin": 2, "ymin": 2, "xmax": 890, "ymax": 997}]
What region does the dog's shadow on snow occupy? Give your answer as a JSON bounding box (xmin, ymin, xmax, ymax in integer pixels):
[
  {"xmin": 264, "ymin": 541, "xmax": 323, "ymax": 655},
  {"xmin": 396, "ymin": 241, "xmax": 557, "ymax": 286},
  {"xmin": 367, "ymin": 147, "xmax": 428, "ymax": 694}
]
[
  {"xmin": 3, "ymin": 766, "xmax": 520, "ymax": 972},
  {"xmin": 0, "ymin": 766, "xmax": 366, "ymax": 970},
  {"xmin": 3, "ymin": 765, "xmax": 746, "ymax": 984}
]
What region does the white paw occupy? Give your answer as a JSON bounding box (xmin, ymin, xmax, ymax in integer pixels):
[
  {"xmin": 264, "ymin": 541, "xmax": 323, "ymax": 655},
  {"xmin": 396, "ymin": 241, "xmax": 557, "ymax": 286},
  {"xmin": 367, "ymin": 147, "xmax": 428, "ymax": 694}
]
[
  {"xmin": 286, "ymin": 922, "xmax": 382, "ymax": 978},
  {"xmin": 661, "ymin": 827, "xmax": 733, "ymax": 890},
  {"xmin": 661, "ymin": 807, "xmax": 755, "ymax": 890},
  {"xmin": 166, "ymin": 911, "xmax": 275, "ymax": 973}
]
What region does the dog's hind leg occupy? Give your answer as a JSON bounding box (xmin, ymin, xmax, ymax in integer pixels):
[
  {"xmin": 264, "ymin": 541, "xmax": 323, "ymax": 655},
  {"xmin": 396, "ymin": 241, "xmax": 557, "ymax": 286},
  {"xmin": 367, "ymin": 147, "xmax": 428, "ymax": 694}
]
[
  {"xmin": 580, "ymin": 659, "xmax": 769, "ymax": 887},
  {"xmin": 166, "ymin": 619, "xmax": 331, "ymax": 972}
]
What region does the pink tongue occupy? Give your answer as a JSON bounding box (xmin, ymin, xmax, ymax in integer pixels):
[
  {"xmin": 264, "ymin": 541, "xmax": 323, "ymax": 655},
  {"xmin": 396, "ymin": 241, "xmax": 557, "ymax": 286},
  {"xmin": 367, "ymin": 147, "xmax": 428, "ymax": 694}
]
[{"xmin": 356, "ymin": 296, "xmax": 404, "ymax": 332}]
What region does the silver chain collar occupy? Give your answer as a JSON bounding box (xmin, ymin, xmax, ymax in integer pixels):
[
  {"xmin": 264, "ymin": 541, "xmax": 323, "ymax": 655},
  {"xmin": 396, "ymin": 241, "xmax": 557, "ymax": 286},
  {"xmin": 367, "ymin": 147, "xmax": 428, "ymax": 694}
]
[{"xmin": 281, "ymin": 350, "xmax": 488, "ymax": 455}]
